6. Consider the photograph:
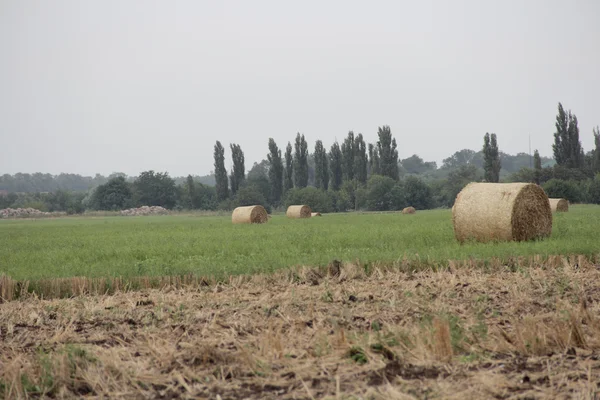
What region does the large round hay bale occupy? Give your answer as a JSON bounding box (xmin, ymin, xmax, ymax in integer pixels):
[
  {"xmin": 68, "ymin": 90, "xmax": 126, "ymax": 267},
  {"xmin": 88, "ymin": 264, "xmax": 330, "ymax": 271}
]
[
  {"xmin": 401, "ymin": 206, "xmax": 416, "ymax": 214},
  {"xmin": 232, "ymin": 205, "xmax": 268, "ymax": 224},
  {"xmin": 286, "ymin": 205, "xmax": 312, "ymax": 219},
  {"xmin": 549, "ymin": 198, "xmax": 569, "ymax": 212},
  {"xmin": 452, "ymin": 182, "xmax": 552, "ymax": 243}
]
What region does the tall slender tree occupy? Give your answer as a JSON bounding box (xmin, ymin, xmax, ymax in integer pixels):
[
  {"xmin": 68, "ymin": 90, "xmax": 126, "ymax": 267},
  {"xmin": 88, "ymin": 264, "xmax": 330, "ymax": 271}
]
[
  {"xmin": 329, "ymin": 142, "xmax": 343, "ymax": 191},
  {"xmin": 483, "ymin": 133, "xmax": 501, "ymax": 182},
  {"xmin": 185, "ymin": 175, "xmax": 196, "ymax": 208},
  {"xmin": 376, "ymin": 126, "xmax": 399, "ymax": 180},
  {"xmin": 533, "ymin": 150, "xmax": 542, "ymax": 185},
  {"xmin": 229, "ymin": 143, "xmax": 245, "ymax": 196},
  {"xmin": 267, "ymin": 138, "xmax": 284, "ymax": 205},
  {"xmin": 294, "ymin": 133, "xmax": 309, "ymax": 188},
  {"xmin": 354, "ymin": 134, "xmax": 368, "ymax": 184},
  {"xmin": 284, "ymin": 142, "xmax": 294, "ymax": 193},
  {"xmin": 341, "ymin": 131, "xmax": 355, "ymax": 182},
  {"xmin": 314, "ymin": 140, "xmax": 329, "ymax": 190},
  {"xmin": 553, "ymin": 102, "xmax": 584, "ymax": 169},
  {"xmin": 593, "ymin": 126, "xmax": 600, "ymax": 174},
  {"xmin": 368, "ymin": 143, "xmax": 380, "ymax": 176},
  {"xmin": 213, "ymin": 141, "xmax": 229, "ymax": 201}
]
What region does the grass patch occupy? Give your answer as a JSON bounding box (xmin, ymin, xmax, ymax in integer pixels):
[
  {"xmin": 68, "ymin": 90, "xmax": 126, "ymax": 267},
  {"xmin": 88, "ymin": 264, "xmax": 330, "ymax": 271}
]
[{"xmin": 0, "ymin": 206, "xmax": 599, "ymax": 282}]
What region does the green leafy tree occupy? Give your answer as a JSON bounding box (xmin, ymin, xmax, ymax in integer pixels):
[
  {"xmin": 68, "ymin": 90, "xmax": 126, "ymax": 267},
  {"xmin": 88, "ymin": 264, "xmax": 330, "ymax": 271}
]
[
  {"xmin": 401, "ymin": 155, "xmax": 437, "ymax": 175},
  {"xmin": 133, "ymin": 171, "xmax": 177, "ymax": 209},
  {"xmin": 588, "ymin": 174, "xmax": 600, "ymax": 204},
  {"xmin": 402, "ymin": 176, "xmax": 433, "ymax": 210},
  {"xmin": 214, "ymin": 141, "xmax": 229, "ymax": 201},
  {"xmin": 376, "ymin": 126, "xmax": 399, "ymax": 180},
  {"xmin": 246, "ymin": 161, "xmax": 271, "ymax": 206},
  {"xmin": 593, "ymin": 126, "xmax": 600, "ymax": 174},
  {"xmin": 284, "ymin": 187, "xmax": 333, "ymax": 213},
  {"xmin": 184, "ymin": 175, "xmax": 196, "ymax": 209},
  {"xmin": 542, "ymin": 179, "xmax": 583, "ymax": 203},
  {"xmin": 234, "ymin": 186, "xmax": 271, "ymax": 213},
  {"xmin": 267, "ymin": 138, "xmax": 284, "ymax": 205},
  {"xmin": 354, "ymin": 134, "xmax": 368, "ymax": 184},
  {"xmin": 329, "ymin": 141, "xmax": 343, "ymax": 191},
  {"xmin": 294, "ymin": 133, "xmax": 309, "ymax": 188},
  {"xmin": 314, "ymin": 140, "xmax": 329, "ymax": 190},
  {"xmin": 368, "ymin": 143, "xmax": 380, "ymax": 176},
  {"xmin": 533, "ymin": 150, "xmax": 542, "ymax": 184},
  {"xmin": 341, "ymin": 131, "xmax": 355, "ymax": 182},
  {"xmin": 229, "ymin": 143, "xmax": 245, "ymax": 196},
  {"xmin": 553, "ymin": 103, "xmax": 584, "ymax": 169},
  {"xmin": 284, "ymin": 142, "xmax": 294, "ymax": 193},
  {"xmin": 366, "ymin": 175, "xmax": 396, "ymax": 211},
  {"xmin": 483, "ymin": 133, "xmax": 501, "ymax": 182}
]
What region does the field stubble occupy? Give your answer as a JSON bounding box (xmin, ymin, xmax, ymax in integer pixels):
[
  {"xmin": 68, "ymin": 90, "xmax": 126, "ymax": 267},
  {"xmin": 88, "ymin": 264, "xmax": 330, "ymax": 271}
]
[{"xmin": 2, "ymin": 257, "xmax": 600, "ymax": 399}]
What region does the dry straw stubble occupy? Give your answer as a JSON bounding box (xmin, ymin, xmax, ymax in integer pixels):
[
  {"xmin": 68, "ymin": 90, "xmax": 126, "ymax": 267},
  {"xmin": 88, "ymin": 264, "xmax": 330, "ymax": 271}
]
[
  {"xmin": 549, "ymin": 198, "xmax": 569, "ymax": 212},
  {"xmin": 452, "ymin": 182, "xmax": 552, "ymax": 243},
  {"xmin": 231, "ymin": 205, "xmax": 269, "ymax": 224},
  {"xmin": 286, "ymin": 205, "xmax": 312, "ymax": 219}
]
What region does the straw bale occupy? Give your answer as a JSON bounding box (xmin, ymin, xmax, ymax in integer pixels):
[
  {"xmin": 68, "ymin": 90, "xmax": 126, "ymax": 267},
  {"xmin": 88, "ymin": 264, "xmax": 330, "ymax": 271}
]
[
  {"xmin": 452, "ymin": 182, "xmax": 552, "ymax": 243},
  {"xmin": 231, "ymin": 205, "xmax": 268, "ymax": 224},
  {"xmin": 401, "ymin": 206, "xmax": 416, "ymax": 214},
  {"xmin": 311, "ymin": 212, "xmax": 322, "ymax": 217},
  {"xmin": 286, "ymin": 205, "xmax": 312, "ymax": 219},
  {"xmin": 549, "ymin": 198, "xmax": 569, "ymax": 212}
]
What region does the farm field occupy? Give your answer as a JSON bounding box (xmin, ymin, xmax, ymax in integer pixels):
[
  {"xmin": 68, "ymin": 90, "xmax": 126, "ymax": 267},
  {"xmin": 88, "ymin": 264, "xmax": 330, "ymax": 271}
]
[
  {"xmin": 1, "ymin": 205, "xmax": 600, "ymax": 284},
  {"xmin": 1, "ymin": 258, "xmax": 600, "ymax": 399},
  {"xmin": 2, "ymin": 206, "xmax": 600, "ymax": 398}
]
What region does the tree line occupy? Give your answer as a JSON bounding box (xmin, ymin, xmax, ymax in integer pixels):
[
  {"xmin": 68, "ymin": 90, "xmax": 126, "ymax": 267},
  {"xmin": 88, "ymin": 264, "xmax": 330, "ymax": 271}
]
[{"xmin": 2, "ymin": 103, "xmax": 600, "ymax": 213}]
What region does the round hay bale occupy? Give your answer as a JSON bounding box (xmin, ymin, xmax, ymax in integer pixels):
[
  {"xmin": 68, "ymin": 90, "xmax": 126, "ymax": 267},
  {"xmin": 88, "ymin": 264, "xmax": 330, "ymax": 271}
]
[
  {"xmin": 232, "ymin": 205, "xmax": 268, "ymax": 224},
  {"xmin": 549, "ymin": 198, "xmax": 569, "ymax": 212},
  {"xmin": 311, "ymin": 212, "xmax": 322, "ymax": 217},
  {"xmin": 401, "ymin": 206, "xmax": 416, "ymax": 214},
  {"xmin": 452, "ymin": 182, "xmax": 552, "ymax": 243},
  {"xmin": 286, "ymin": 205, "xmax": 312, "ymax": 219}
]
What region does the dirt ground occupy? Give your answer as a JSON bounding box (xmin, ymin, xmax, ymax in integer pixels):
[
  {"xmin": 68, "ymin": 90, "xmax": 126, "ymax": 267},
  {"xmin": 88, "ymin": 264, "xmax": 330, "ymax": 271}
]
[{"xmin": 2, "ymin": 256, "xmax": 600, "ymax": 399}]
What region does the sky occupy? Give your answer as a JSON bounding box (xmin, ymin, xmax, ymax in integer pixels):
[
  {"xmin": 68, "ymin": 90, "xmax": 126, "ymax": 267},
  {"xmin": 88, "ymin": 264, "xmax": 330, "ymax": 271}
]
[{"xmin": 1, "ymin": 0, "xmax": 599, "ymax": 177}]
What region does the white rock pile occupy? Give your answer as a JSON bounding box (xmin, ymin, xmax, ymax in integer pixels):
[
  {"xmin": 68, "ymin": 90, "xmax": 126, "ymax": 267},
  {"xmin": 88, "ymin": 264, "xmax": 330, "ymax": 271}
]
[
  {"xmin": 120, "ymin": 206, "xmax": 169, "ymax": 216},
  {"xmin": 0, "ymin": 208, "xmax": 53, "ymax": 219}
]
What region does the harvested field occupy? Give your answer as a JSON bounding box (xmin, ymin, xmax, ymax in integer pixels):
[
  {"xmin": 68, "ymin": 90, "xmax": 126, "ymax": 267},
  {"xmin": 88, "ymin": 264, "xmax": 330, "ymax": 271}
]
[{"xmin": 2, "ymin": 257, "xmax": 600, "ymax": 399}]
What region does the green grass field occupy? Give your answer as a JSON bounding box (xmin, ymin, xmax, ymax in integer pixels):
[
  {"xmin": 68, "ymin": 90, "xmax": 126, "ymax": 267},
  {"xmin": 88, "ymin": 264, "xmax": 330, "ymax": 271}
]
[{"xmin": 1, "ymin": 205, "xmax": 599, "ymax": 281}]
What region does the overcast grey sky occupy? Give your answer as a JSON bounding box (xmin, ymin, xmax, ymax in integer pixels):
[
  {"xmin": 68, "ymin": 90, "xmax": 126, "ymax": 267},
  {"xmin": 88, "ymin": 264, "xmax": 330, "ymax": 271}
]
[{"xmin": 1, "ymin": 0, "xmax": 599, "ymax": 177}]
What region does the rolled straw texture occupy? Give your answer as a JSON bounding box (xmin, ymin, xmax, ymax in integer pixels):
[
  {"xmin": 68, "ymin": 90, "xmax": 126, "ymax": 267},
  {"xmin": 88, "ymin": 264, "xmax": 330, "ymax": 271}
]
[
  {"xmin": 286, "ymin": 205, "xmax": 312, "ymax": 219},
  {"xmin": 549, "ymin": 198, "xmax": 569, "ymax": 212},
  {"xmin": 401, "ymin": 207, "xmax": 416, "ymax": 214},
  {"xmin": 231, "ymin": 205, "xmax": 269, "ymax": 224},
  {"xmin": 452, "ymin": 182, "xmax": 552, "ymax": 243}
]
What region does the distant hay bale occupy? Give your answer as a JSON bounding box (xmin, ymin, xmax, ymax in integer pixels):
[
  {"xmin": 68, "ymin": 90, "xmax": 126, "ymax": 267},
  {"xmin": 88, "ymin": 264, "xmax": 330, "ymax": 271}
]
[
  {"xmin": 401, "ymin": 207, "xmax": 416, "ymax": 214},
  {"xmin": 231, "ymin": 205, "xmax": 268, "ymax": 224},
  {"xmin": 286, "ymin": 205, "xmax": 312, "ymax": 219},
  {"xmin": 549, "ymin": 198, "xmax": 569, "ymax": 212},
  {"xmin": 452, "ymin": 182, "xmax": 552, "ymax": 243},
  {"xmin": 311, "ymin": 212, "xmax": 322, "ymax": 217}
]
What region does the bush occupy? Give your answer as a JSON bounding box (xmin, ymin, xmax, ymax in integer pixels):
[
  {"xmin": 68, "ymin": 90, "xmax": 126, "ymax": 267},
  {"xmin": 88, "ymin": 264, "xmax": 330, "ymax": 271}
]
[
  {"xmin": 542, "ymin": 179, "xmax": 583, "ymax": 203},
  {"xmin": 284, "ymin": 187, "xmax": 333, "ymax": 213}
]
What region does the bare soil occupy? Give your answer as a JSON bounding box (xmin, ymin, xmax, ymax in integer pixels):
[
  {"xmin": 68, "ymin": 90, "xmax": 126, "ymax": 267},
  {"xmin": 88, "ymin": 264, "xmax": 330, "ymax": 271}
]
[{"xmin": 2, "ymin": 256, "xmax": 600, "ymax": 399}]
